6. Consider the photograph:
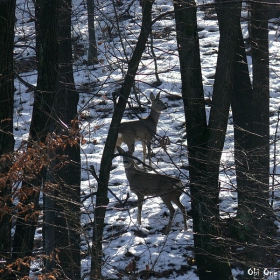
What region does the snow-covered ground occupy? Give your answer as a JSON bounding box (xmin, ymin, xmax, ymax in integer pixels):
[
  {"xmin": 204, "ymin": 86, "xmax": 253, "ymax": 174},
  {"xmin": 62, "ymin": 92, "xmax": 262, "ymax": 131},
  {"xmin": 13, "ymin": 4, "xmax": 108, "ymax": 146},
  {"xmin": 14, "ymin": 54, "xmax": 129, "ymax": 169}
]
[{"xmin": 13, "ymin": 0, "xmax": 280, "ymax": 279}]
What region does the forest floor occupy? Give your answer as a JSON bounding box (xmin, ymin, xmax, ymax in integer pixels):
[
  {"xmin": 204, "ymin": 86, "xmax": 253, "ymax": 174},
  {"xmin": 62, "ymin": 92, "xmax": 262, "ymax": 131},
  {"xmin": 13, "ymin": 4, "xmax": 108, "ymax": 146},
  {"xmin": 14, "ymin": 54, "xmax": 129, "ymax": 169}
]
[{"xmin": 13, "ymin": 0, "xmax": 280, "ymax": 279}]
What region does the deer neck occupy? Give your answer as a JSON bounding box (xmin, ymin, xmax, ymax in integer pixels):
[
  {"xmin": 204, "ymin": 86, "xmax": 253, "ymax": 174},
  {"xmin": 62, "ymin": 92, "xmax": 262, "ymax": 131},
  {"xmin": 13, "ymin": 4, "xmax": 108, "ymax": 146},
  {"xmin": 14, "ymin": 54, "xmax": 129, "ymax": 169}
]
[
  {"xmin": 125, "ymin": 166, "xmax": 138, "ymax": 182},
  {"xmin": 125, "ymin": 163, "xmax": 145, "ymax": 177},
  {"xmin": 147, "ymin": 109, "xmax": 161, "ymax": 125}
]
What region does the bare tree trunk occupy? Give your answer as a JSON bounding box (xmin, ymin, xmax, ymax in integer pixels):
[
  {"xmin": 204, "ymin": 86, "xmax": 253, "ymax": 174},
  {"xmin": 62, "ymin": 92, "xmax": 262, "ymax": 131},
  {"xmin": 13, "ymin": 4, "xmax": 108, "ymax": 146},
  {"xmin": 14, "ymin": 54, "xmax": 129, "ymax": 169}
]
[
  {"xmin": 231, "ymin": 15, "xmax": 254, "ymax": 245},
  {"xmin": 11, "ymin": 1, "xmax": 59, "ymax": 278},
  {"xmin": 0, "ymin": 1, "xmax": 15, "ymax": 278},
  {"xmin": 233, "ymin": 0, "xmax": 271, "ymax": 277},
  {"xmin": 91, "ymin": 1, "xmax": 153, "ymax": 278},
  {"xmin": 174, "ymin": 0, "xmax": 241, "ymax": 278},
  {"xmin": 43, "ymin": 1, "xmax": 81, "ymax": 278},
  {"xmin": 54, "ymin": 0, "xmax": 81, "ymax": 278}
]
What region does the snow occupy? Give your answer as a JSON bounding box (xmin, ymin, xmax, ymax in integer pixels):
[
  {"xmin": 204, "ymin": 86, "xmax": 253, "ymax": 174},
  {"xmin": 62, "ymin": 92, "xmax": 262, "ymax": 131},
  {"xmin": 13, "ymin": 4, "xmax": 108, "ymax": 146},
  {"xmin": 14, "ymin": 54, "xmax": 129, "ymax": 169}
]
[{"xmin": 13, "ymin": 0, "xmax": 280, "ymax": 279}]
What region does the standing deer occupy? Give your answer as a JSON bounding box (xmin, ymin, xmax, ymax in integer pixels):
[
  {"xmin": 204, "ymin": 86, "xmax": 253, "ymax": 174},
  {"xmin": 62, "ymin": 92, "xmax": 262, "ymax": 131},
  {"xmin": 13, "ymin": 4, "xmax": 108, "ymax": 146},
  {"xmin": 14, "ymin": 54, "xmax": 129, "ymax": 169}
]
[
  {"xmin": 115, "ymin": 92, "xmax": 167, "ymax": 166},
  {"xmin": 117, "ymin": 146, "xmax": 187, "ymax": 233}
]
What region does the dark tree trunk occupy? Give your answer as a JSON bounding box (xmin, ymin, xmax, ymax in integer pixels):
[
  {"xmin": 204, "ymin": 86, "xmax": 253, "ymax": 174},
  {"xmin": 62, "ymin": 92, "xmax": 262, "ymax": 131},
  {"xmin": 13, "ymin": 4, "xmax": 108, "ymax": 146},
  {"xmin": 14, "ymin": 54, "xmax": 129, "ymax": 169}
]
[
  {"xmin": 11, "ymin": 1, "xmax": 59, "ymax": 278},
  {"xmin": 250, "ymin": 1, "xmax": 270, "ymax": 242},
  {"xmin": 31, "ymin": 0, "xmax": 59, "ymax": 143},
  {"xmin": 231, "ymin": 15, "xmax": 254, "ymax": 249},
  {"xmin": 174, "ymin": 0, "xmax": 241, "ymax": 278},
  {"xmin": 232, "ymin": 26, "xmax": 254, "ymax": 210},
  {"xmin": 173, "ymin": 5, "xmax": 209, "ymax": 278},
  {"xmin": 0, "ymin": 1, "xmax": 15, "ymax": 278},
  {"xmin": 91, "ymin": 1, "xmax": 153, "ymax": 278},
  {"xmin": 232, "ymin": 0, "xmax": 270, "ymax": 277},
  {"xmin": 87, "ymin": 0, "xmax": 98, "ymax": 65},
  {"xmin": 231, "ymin": 14, "xmax": 255, "ymax": 247},
  {"xmin": 0, "ymin": 1, "xmax": 15, "ymax": 155},
  {"xmin": 54, "ymin": 0, "xmax": 81, "ymax": 278}
]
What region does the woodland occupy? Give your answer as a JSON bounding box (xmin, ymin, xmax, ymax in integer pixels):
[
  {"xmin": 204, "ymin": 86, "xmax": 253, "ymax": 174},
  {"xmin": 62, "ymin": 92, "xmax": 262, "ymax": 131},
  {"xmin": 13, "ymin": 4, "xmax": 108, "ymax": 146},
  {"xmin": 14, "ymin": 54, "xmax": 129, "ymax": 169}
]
[{"xmin": 0, "ymin": 0, "xmax": 280, "ymax": 279}]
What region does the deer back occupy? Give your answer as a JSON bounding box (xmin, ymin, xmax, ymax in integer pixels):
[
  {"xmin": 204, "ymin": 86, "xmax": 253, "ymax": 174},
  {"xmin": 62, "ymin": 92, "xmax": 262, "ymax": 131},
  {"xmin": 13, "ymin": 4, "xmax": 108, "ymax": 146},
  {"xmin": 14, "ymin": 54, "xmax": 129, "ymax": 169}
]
[
  {"xmin": 118, "ymin": 117, "xmax": 156, "ymax": 142},
  {"xmin": 125, "ymin": 166, "xmax": 182, "ymax": 197}
]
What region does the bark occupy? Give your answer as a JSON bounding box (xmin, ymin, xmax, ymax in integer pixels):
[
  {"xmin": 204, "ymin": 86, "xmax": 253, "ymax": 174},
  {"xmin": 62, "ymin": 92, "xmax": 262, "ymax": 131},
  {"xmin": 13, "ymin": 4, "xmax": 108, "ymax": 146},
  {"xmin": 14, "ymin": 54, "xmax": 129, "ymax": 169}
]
[
  {"xmin": 43, "ymin": 1, "xmax": 81, "ymax": 278},
  {"xmin": 0, "ymin": 1, "xmax": 15, "ymax": 154},
  {"xmin": 11, "ymin": 1, "xmax": 59, "ymax": 278},
  {"xmin": 30, "ymin": 0, "xmax": 59, "ymax": 143},
  {"xmin": 0, "ymin": 1, "xmax": 15, "ymax": 278},
  {"xmin": 174, "ymin": 0, "xmax": 241, "ymax": 278},
  {"xmin": 232, "ymin": 26, "xmax": 254, "ymax": 213},
  {"xmin": 91, "ymin": 1, "xmax": 153, "ymax": 278},
  {"xmin": 232, "ymin": 0, "xmax": 271, "ymax": 277},
  {"xmin": 231, "ymin": 17, "xmax": 255, "ymax": 251},
  {"xmin": 55, "ymin": 0, "xmax": 81, "ymax": 278}
]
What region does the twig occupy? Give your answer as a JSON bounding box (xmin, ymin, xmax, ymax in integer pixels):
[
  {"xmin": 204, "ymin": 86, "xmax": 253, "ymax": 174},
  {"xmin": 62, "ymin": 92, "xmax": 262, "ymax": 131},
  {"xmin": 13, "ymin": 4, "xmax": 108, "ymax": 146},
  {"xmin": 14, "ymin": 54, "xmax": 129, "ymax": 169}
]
[
  {"xmin": 14, "ymin": 71, "xmax": 37, "ymax": 92},
  {"xmin": 149, "ymin": 33, "xmax": 161, "ymax": 86},
  {"xmin": 89, "ymin": 165, "xmax": 101, "ymax": 183},
  {"xmin": 119, "ymin": 0, "xmax": 135, "ymax": 18},
  {"xmin": 81, "ymin": 192, "xmax": 97, "ymax": 203}
]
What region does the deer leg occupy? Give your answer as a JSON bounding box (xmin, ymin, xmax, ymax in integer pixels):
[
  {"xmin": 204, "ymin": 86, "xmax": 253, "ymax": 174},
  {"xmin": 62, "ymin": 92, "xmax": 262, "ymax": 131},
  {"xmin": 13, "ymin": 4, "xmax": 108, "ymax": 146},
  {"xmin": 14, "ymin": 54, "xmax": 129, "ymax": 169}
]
[
  {"xmin": 147, "ymin": 139, "xmax": 152, "ymax": 166},
  {"xmin": 172, "ymin": 196, "xmax": 187, "ymax": 230},
  {"xmin": 127, "ymin": 142, "xmax": 135, "ymax": 154},
  {"xmin": 161, "ymin": 197, "xmax": 175, "ymax": 234},
  {"xmin": 115, "ymin": 135, "xmax": 123, "ymax": 152},
  {"xmin": 141, "ymin": 140, "xmax": 147, "ymax": 166},
  {"xmin": 137, "ymin": 194, "xmax": 144, "ymax": 225}
]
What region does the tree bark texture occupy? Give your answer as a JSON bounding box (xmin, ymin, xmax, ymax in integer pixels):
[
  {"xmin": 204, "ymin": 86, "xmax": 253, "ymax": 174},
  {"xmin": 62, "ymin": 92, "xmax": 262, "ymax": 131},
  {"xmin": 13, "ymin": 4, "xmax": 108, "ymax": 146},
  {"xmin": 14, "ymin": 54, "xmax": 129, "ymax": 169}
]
[
  {"xmin": 11, "ymin": 1, "xmax": 59, "ymax": 278},
  {"xmin": 0, "ymin": 1, "xmax": 16, "ymax": 278},
  {"xmin": 174, "ymin": 0, "xmax": 241, "ymax": 278},
  {"xmin": 231, "ymin": 17, "xmax": 255, "ymax": 250},
  {"xmin": 53, "ymin": 0, "xmax": 81, "ymax": 278},
  {"xmin": 233, "ymin": 0, "xmax": 271, "ymax": 277}
]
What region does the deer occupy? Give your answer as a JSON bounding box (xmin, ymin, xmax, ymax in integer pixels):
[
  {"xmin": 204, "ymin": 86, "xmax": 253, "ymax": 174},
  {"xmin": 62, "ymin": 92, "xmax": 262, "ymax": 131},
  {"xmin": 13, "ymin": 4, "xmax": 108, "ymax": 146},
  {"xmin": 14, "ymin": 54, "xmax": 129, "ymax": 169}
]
[
  {"xmin": 115, "ymin": 92, "xmax": 167, "ymax": 166},
  {"xmin": 117, "ymin": 146, "xmax": 187, "ymax": 234}
]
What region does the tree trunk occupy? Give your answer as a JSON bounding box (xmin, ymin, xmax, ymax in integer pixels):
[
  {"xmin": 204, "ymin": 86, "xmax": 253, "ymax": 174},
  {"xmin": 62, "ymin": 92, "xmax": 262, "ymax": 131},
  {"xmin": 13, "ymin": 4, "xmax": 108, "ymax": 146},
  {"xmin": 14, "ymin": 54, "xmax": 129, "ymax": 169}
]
[
  {"xmin": 87, "ymin": 0, "xmax": 98, "ymax": 65},
  {"xmin": 231, "ymin": 14, "xmax": 254, "ymax": 247},
  {"xmin": 43, "ymin": 1, "xmax": 81, "ymax": 278},
  {"xmin": 55, "ymin": 0, "xmax": 81, "ymax": 278},
  {"xmin": 0, "ymin": 1, "xmax": 15, "ymax": 278},
  {"xmin": 174, "ymin": 0, "xmax": 241, "ymax": 278},
  {"xmin": 11, "ymin": 1, "xmax": 59, "ymax": 278},
  {"xmin": 91, "ymin": 1, "xmax": 153, "ymax": 278},
  {"xmin": 232, "ymin": 0, "xmax": 271, "ymax": 277}
]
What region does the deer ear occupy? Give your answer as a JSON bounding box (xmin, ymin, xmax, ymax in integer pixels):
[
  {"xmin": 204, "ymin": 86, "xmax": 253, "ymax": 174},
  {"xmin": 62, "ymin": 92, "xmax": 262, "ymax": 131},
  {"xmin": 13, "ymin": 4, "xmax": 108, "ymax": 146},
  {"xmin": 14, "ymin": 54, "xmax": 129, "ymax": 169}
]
[
  {"xmin": 117, "ymin": 146, "xmax": 125, "ymax": 154},
  {"xmin": 150, "ymin": 92, "xmax": 155, "ymax": 101},
  {"xmin": 156, "ymin": 92, "xmax": 160, "ymax": 99}
]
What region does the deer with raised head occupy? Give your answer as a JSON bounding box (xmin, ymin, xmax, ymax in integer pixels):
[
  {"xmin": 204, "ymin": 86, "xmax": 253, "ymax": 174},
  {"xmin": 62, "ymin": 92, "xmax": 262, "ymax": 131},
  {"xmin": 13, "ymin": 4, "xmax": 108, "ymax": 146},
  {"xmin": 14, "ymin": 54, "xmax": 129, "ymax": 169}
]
[
  {"xmin": 115, "ymin": 92, "xmax": 167, "ymax": 166},
  {"xmin": 117, "ymin": 146, "xmax": 187, "ymax": 233}
]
